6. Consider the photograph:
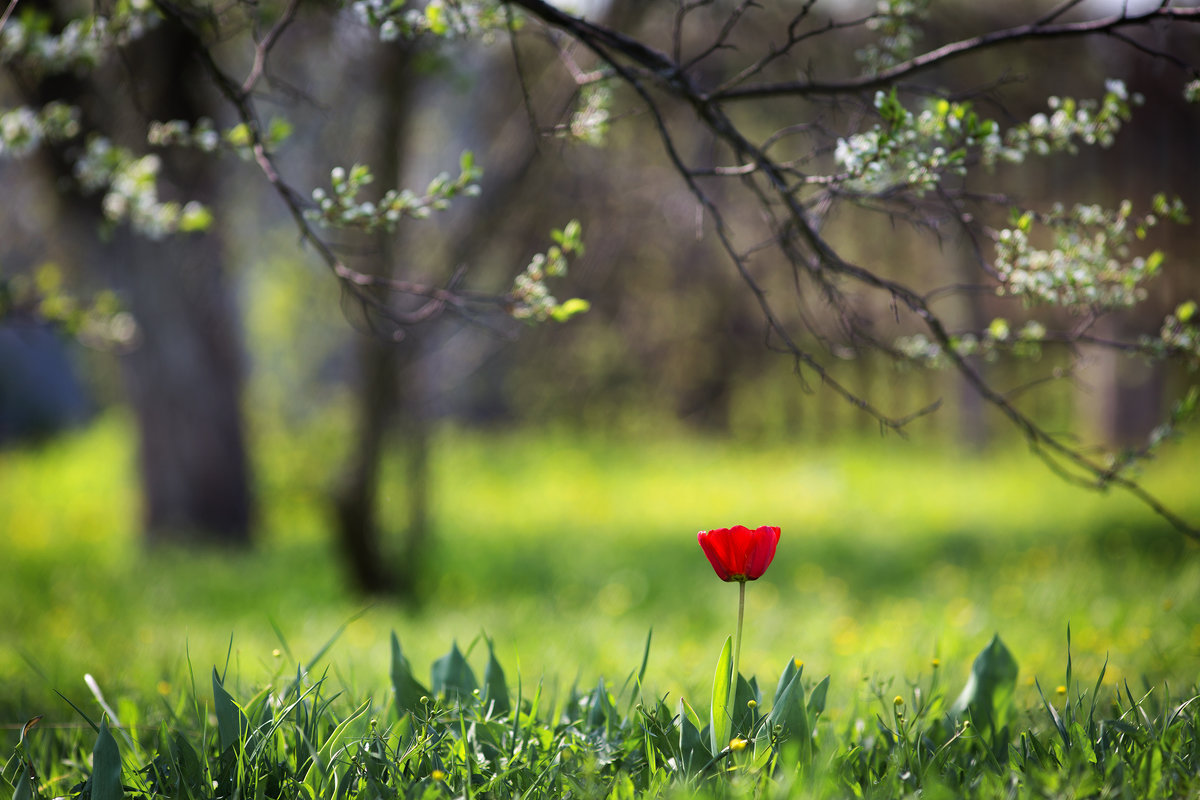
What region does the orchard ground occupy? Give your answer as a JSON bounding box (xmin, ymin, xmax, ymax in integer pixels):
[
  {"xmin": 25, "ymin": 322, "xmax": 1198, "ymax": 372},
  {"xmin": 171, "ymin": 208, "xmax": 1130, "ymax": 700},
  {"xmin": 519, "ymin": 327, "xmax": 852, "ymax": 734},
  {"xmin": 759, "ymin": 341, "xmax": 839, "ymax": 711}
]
[{"xmin": 3, "ymin": 412, "xmax": 1197, "ymax": 735}]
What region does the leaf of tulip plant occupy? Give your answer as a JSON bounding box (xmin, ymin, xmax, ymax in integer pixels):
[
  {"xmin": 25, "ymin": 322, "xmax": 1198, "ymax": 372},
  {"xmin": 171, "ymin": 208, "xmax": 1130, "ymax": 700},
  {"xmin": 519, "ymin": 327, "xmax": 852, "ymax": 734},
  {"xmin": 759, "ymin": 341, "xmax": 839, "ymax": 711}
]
[
  {"xmin": 13, "ymin": 764, "xmax": 32, "ymax": 800},
  {"xmin": 950, "ymin": 634, "xmax": 1018, "ymax": 732},
  {"xmin": 211, "ymin": 668, "xmax": 246, "ymax": 753},
  {"xmin": 775, "ymin": 658, "xmax": 802, "ymax": 706},
  {"xmin": 483, "ymin": 639, "xmax": 511, "ymax": 716},
  {"xmin": 808, "ymin": 674, "xmax": 831, "ymax": 719},
  {"xmin": 767, "ymin": 661, "xmax": 813, "ymax": 767},
  {"xmin": 91, "ymin": 715, "xmax": 123, "ymax": 800},
  {"xmin": 431, "ymin": 641, "xmax": 478, "ymax": 703},
  {"xmin": 390, "ymin": 632, "xmax": 429, "ymax": 718},
  {"xmin": 732, "ymin": 675, "xmax": 759, "ymax": 738},
  {"xmin": 169, "ymin": 730, "xmax": 204, "ymax": 792},
  {"xmin": 709, "ymin": 635, "xmax": 733, "ymax": 756}
]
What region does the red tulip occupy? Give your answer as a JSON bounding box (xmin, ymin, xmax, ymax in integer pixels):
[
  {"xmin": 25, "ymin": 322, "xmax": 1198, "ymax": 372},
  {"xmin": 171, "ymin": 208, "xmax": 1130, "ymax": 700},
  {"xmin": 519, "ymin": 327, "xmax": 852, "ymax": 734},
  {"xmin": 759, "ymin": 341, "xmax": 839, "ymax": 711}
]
[{"xmin": 697, "ymin": 525, "xmax": 780, "ymax": 582}]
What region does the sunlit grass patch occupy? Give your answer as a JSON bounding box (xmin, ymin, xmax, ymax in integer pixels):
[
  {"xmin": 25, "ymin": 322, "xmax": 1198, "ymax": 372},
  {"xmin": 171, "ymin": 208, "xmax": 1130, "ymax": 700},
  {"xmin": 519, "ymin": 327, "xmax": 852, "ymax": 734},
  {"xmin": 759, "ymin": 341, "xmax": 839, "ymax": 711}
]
[
  {"xmin": 5, "ymin": 632, "xmax": 1199, "ymax": 800},
  {"xmin": 1, "ymin": 412, "xmax": 1197, "ymax": 729}
]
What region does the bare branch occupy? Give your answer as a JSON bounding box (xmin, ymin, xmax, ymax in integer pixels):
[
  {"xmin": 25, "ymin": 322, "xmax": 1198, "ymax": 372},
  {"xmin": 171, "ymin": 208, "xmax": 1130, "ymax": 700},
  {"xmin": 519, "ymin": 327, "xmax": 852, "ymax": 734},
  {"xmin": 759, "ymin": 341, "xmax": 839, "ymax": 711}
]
[
  {"xmin": 0, "ymin": 0, "xmax": 19, "ymax": 35},
  {"xmin": 672, "ymin": 0, "xmax": 716, "ymax": 66},
  {"xmin": 1105, "ymin": 27, "xmax": 1199, "ymax": 73},
  {"xmin": 1035, "ymin": 0, "xmax": 1089, "ymax": 26},
  {"xmin": 709, "ymin": 2, "xmax": 879, "ymax": 96},
  {"xmin": 710, "ymin": 6, "xmax": 1200, "ymax": 101},
  {"xmin": 504, "ymin": 0, "xmax": 1200, "ymax": 539},
  {"xmin": 154, "ymin": 0, "xmax": 520, "ymax": 334},
  {"xmin": 679, "ymin": 0, "xmax": 760, "ymax": 73},
  {"xmin": 583, "ymin": 37, "xmax": 941, "ymax": 435},
  {"xmin": 504, "ymin": 3, "xmax": 543, "ymax": 146},
  {"xmin": 241, "ymin": 0, "xmax": 301, "ymax": 95}
]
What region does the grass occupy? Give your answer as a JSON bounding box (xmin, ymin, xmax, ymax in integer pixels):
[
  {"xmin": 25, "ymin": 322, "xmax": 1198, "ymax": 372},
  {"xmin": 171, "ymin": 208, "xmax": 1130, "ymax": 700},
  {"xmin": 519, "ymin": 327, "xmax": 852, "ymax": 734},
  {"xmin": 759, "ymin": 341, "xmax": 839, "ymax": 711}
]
[
  {"xmin": 1, "ymin": 411, "xmax": 1198, "ymax": 797},
  {"xmin": 4, "ymin": 625, "xmax": 1199, "ymax": 799}
]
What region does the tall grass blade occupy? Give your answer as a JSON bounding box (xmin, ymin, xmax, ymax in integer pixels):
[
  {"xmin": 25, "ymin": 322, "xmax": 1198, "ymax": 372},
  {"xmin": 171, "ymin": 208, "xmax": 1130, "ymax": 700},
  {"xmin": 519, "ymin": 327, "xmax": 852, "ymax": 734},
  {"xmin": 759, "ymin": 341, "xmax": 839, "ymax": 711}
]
[
  {"xmin": 302, "ymin": 610, "xmax": 367, "ymax": 675},
  {"xmin": 1035, "ymin": 678, "xmax": 1069, "ymax": 749},
  {"xmin": 268, "ymin": 617, "xmax": 295, "ymax": 663},
  {"xmin": 85, "ymin": 675, "xmax": 136, "ymax": 751},
  {"xmin": 54, "ymin": 690, "xmax": 99, "ymax": 733},
  {"xmin": 678, "ymin": 697, "xmax": 709, "ymax": 775},
  {"xmin": 1087, "ymin": 654, "xmax": 1108, "ymax": 738}
]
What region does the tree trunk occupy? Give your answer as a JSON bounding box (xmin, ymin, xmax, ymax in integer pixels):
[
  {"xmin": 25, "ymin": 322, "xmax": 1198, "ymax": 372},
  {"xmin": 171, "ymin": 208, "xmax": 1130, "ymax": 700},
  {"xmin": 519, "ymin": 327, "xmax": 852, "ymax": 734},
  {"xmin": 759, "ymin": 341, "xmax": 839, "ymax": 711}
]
[
  {"xmin": 115, "ymin": 19, "xmax": 252, "ymax": 544},
  {"xmin": 335, "ymin": 333, "xmax": 399, "ymax": 593},
  {"xmin": 24, "ymin": 5, "xmax": 253, "ymax": 545},
  {"xmin": 332, "ymin": 37, "xmax": 428, "ymax": 597},
  {"xmin": 115, "ymin": 229, "xmax": 252, "ymax": 544}
]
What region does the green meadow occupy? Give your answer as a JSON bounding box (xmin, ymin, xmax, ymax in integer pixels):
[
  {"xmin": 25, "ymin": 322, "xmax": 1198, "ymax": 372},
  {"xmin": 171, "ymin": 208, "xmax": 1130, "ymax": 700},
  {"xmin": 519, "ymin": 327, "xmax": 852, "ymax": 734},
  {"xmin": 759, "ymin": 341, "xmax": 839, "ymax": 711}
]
[{"xmin": 3, "ymin": 411, "xmax": 1197, "ymax": 735}]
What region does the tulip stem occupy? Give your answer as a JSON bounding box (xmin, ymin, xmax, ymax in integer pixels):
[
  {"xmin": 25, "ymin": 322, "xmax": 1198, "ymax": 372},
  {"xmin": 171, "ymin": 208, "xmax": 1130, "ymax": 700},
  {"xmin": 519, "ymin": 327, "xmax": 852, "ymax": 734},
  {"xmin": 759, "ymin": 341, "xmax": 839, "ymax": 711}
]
[{"xmin": 727, "ymin": 580, "xmax": 746, "ymax": 741}]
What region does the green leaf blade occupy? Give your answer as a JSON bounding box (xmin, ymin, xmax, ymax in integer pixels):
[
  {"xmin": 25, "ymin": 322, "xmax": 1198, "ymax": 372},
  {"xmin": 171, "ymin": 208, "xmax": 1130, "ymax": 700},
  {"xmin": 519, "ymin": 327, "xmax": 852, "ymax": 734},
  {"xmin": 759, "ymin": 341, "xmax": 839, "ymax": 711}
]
[
  {"xmin": 91, "ymin": 716, "xmax": 123, "ymax": 800},
  {"xmin": 483, "ymin": 640, "xmax": 511, "ymax": 716},
  {"xmin": 709, "ymin": 635, "xmax": 732, "ymax": 755},
  {"xmin": 431, "ymin": 641, "xmax": 478, "ymax": 704},
  {"xmin": 211, "ymin": 667, "xmax": 247, "ymax": 753},
  {"xmin": 390, "ymin": 632, "xmax": 429, "ymax": 718}
]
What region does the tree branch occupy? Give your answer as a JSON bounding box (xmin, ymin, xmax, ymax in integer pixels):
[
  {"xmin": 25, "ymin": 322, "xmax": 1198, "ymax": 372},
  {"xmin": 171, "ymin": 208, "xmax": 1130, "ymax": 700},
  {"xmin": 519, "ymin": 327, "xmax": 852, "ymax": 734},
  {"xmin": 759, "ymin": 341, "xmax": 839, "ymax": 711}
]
[
  {"xmin": 504, "ymin": 0, "xmax": 1200, "ymax": 539},
  {"xmin": 0, "ymin": 0, "xmax": 19, "ymax": 35},
  {"xmin": 154, "ymin": 0, "xmax": 521, "ymax": 333},
  {"xmin": 709, "ymin": 6, "xmax": 1200, "ymax": 101},
  {"xmin": 241, "ymin": 0, "xmax": 301, "ymax": 95}
]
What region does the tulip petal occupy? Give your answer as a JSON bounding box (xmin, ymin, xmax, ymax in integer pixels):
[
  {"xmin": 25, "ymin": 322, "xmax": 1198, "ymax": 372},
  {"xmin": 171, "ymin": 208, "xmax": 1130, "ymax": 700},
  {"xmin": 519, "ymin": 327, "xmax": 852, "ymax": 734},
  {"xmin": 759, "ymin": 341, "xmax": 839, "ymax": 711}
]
[
  {"xmin": 698, "ymin": 525, "xmax": 780, "ymax": 582},
  {"xmin": 697, "ymin": 530, "xmax": 734, "ymax": 581},
  {"xmin": 746, "ymin": 525, "xmax": 780, "ymax": 580},
  {"xmin": 728, "ymin": 525, "xmax": 755, "ymax": 578}
]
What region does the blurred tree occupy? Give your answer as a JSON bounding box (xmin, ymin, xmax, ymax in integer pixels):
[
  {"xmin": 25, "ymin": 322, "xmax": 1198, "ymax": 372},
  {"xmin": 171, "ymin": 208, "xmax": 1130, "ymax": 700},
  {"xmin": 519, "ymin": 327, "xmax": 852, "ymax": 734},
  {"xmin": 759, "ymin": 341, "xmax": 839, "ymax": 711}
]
[
  {"xmin": 3, "ymin": 0, "xmax": 1199, "ymax": 578},
  {"xmin": 5, "ymin": 0, "xmax": 252, "ymax": 544},
  {"xmin": 328, "ymin": 30, "xmax": 434, "ymax": 596},
  {"xmin": 489, "ymin": 0, "xmax": 1200, "ymax": 536}
]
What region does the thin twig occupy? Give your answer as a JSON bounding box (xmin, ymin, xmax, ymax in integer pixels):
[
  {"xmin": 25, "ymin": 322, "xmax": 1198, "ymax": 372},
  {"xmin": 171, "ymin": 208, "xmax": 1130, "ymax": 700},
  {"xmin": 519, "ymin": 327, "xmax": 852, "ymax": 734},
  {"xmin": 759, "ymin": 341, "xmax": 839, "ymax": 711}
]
[
  {"xmin": 155, "ymin": 0, "xmax": 513, "ymax": 333},
  {"xmin": 241, "ymin": 0, "xmax": 301, "ymax": 95},
  {"xmin": 0, "ymin": 0, "xmax": 19, "ymax": 35},
  {"xmin": 505, "ymin": 3, "xmax": 542, "ymax": 148},
  {"xmin": 709, "ymin": 6, "xmax": 1200, "ymax": 101}
]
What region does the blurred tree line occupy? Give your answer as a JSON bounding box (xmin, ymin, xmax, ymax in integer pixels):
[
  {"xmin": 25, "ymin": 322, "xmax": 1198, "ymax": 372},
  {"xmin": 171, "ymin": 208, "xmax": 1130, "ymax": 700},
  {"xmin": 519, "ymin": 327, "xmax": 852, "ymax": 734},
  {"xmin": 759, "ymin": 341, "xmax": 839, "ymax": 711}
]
[{"xmin": 1, "ymin": 0, "xmax": 1198, "ymax": 596}]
